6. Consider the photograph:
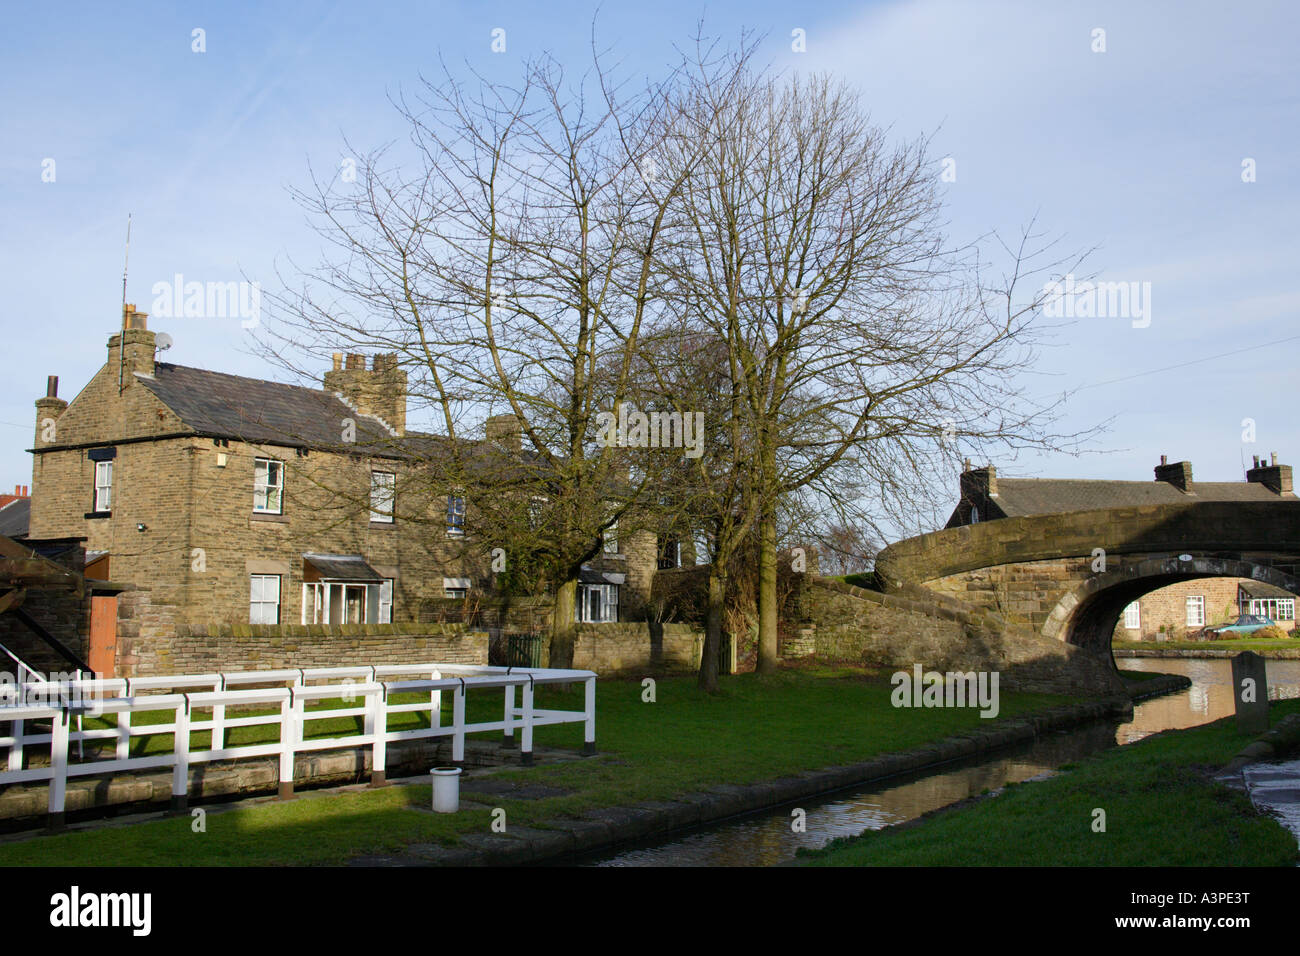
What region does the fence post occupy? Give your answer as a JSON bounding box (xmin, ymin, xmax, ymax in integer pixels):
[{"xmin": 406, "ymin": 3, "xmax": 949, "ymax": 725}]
[
  {"xmin": 116, "ymin": 709, "xmax": 131, "ymax": 761},
  {"xmin": 278, "ymin": 693, "xmax": 296, "ymax": 800},
  {"xmin": 452, "ymin": 681, "xmax": 466, "ymax": 765},
  {"xmin": 47, "ymin": 707, "xmax": 69, "ymax": 830},
  {"xmin": 211, "ymin": 700, "xmax": 226, "ymax": 752},
  {"xmin": 370, "ymin": 686, "xmax": 387, "ymax": 787},
  {"xmin": 171, "ymin": 700, "xmax": 191, "ymax": 815},
  {"xmin": 583, "ymin": 676, "xmax": 596, "ymax": 756},
  {"xmin": 502, "ymin": 682, "xmax": 516, "ymax": 748},
  {"xmin": 520, "ymin": 680, "xmax": 534, "ymax": 766},
  {"xmin": 8, "ymin": 717, "xmax": 23, "ymax": 772}
]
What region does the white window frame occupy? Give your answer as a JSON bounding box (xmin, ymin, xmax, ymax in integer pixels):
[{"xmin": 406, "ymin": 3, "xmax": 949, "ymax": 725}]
[
  {"xmin": 250, "ymin": 574, "xmax": 281, "ymax": 625},
  {"xmin": 1123, "ymin": 601, "xmax": 1141, "ymax": 630},
  {"xmin": 378, "ymin": 579, "xmax": 393, "ymax": 623},
  {"xmin": 253, "ymin": 458, "xmax": 284, "ymax": 514},
  {"xmin": 93, "ymin": 460, "xmax": 113, "ymax": 512},
  {"xmin": 447, "ymin": 492, "xmax": 466, "ymax": 536},
  {"xmin": 443, "ymin": 577, "xmax": 471, "ymax": 600},
  {"xmin": 576, "ymin": 583, "xmax": 619, "ymax": 623},
  {"xmin": 370, "ymin": 471, "xmax": 395, "ymax": 523},
  {"xmin": 1186, "ymin": 595, "xmax": 1205, "ymax": 628}
]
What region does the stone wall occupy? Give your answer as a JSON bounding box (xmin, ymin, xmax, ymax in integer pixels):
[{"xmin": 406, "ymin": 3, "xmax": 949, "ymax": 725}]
[
  {"xmin": 119, "ymin": 619, "xmax": 487, "ymax": 677},
  {"xmin": 572, "ymin": 622, "xmax": 703, "ymax": 676},
  {"xmin": 800, "ymin": 577, "xmax": 1124, "ymax": 696}
]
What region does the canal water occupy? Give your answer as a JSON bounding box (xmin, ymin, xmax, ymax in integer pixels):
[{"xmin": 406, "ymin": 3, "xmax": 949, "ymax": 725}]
[{"xmin": 582, "ymin": 658, "xmax": 1300, "ymax": 866}]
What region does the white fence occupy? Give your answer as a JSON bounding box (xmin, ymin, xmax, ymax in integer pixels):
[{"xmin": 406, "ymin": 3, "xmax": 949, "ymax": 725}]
[{"xmin": 0, "ymin": 663, "xmax": 597, "ymax": 823}]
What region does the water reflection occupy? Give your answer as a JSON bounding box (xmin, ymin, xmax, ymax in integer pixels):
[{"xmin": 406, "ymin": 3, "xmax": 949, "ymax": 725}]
[
  {"xmin": 1116, "ymin": 658, "xmax": 1300, "ymax": 743},
  {"xmin": 585, "ymin": 657, "xmax": 1300, "ymax": 867}
]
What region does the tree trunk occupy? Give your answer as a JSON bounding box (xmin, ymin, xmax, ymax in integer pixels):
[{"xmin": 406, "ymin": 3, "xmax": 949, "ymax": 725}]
[
  {"xmin": 698, "ymin": 568, "xmax": 725, "ymax": 693},
  {"xmin": 550, "ymin": 577, "xmax": 578, "ymax": 669},
  {"xmin": 756, "ymin": 508, "xmax": 779, "ymax": 674}
]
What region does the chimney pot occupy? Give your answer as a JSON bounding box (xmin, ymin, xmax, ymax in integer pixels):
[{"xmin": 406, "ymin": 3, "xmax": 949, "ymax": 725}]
[
  {"xmin": 345, "ymin": 353, "xmax": 365, "ymax": 370},
  {"xmin": 332, "ymin": 353, "xmax": 343, "ymax": 371},
  {"xmin": 1272, "ymin": 451, "xmax": 1278, "ymax": 466},
  {"xmin": 1160, "ymin": 454, "xmax": 1167, "ymax": 466},
  {"xmin": 46, "ymin": 375, "xmax": 58, "ymax": 398}
]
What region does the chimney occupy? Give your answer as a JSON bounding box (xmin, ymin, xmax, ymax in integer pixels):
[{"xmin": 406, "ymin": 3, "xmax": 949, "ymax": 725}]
[
  {"xmin": 107, "ymin": 304, "xmax": 156, "ymax": 383},
  {"xmin": 958, "ymin": 462, "xmax": 997, "ymax": 524},
  {"xmin": 1247, "ymin": 452, "xmax": 1293, "ymax": 495},
  {"xmin": 34, "ymin": 374, "xmax": 68, "ymax": 447},
  {"xmin": 1154, "ymin": 456, "xmax": 1193, "ymax": 492},
  {"xmin": 485, "ymin": 413, "xmax": 523, "ymax": 452},
  {"xmin": 323, "ymin": 351, "xmax": 407, "ymax": 436}
]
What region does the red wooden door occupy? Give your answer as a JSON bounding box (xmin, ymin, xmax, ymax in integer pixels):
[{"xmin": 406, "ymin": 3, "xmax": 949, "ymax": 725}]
[{"xmin": 88, "ymin": 595, "xmax": 117, "ymax": 678}]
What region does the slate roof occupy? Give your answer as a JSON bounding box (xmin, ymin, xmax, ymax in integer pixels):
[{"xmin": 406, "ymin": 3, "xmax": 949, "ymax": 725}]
[
  {"xmin": 138, "ymin": 362, "xmax": 410, "ymax": 453},
  {"xmin": 1238, "ymin": 580, "xmax": 1296, "ymax": 600},
  {"xmin": 303, "ymin": 553, "xmax": 384, "ymax": 582},
  {"xmin": 0, "ymin": 498, "xmax": 29, "ymax": 538},
  {"xmin": 989, "ymin": 478, "xmax": 1293, "ymax": 517}
]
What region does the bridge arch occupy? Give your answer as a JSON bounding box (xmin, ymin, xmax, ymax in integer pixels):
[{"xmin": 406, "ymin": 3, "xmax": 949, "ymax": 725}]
[{"xmin": 1042, "ymin": 555, "xmax": 1300, "ymax": 651}]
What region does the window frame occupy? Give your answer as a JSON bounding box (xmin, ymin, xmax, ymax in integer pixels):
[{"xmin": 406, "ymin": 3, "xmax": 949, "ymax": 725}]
[
  {"xmin": 1185, "ymin": 595, "xmax": 1205, "ymax": 628},
  {"xmin": 1123, "ymin": 601, "xmax": 1141, "ymax": 630},
  {"xmin": 93, "ymin": 460, "xmax": 113, "ymax": 513},
  {"xmin": 446, "ymin": 492, "xmax": 466, "ymax": 537},
  {"xmin": 576, "ymin": 583, "xmax": 619, "ymax": 623},
  {"xmin": 369, "ymin": 470, "xmax": 396, "ymax": 523},
  {"xmin": 249, "ymin": 574, "xmax": 281, "ymax": 625},
  {"xmin": 253, "ymin": 457, "xmax": 284, "ymax": 515}
]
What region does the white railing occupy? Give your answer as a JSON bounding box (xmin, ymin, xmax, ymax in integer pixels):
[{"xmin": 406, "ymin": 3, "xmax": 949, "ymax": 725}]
[{"xmin": 0, "ymin": 663, "xmax": 597, "ymax": 822}]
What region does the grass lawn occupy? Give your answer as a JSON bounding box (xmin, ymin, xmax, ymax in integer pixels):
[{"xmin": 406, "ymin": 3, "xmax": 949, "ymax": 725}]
[
  {"xmin": 0, "ymin": 667, "xmax": 1071, "ymax": 866},
  {"xmin": 799, "ymin": 698, "xmax": 1300, "ymax": 867},
  {"xmin": 1114, "ymin": 637, "xmax": 1300, "ymax": 653}
]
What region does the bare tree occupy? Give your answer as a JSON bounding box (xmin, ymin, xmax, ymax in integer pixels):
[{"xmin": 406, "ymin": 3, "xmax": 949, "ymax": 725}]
[{"xmin": 663, "ymin": 51, "xmax": 1093, "ymax": 672}]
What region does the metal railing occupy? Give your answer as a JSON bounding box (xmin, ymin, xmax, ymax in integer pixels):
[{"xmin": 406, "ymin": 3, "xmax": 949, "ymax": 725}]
[{"xmin": 0, "ymin": 663, "xmax": 597, "ymax": 822}]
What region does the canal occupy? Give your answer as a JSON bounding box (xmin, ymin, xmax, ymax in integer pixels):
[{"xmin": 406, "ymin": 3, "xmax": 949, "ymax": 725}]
[{"xmin": 581, "ymin": 657, "xmax": 1300, "ymax": 866}]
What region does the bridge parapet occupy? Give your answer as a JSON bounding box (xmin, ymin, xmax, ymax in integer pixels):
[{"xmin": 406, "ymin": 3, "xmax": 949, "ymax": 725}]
[{"xmin": 874, "ymin": 501, "xmax": 1300, "ymax": 590}]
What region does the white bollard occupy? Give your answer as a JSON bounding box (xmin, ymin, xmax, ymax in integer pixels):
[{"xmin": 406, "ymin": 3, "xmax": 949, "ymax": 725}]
[{"xmin": 431, "ymin": 767, "xmax": 462, "ymax": 813}]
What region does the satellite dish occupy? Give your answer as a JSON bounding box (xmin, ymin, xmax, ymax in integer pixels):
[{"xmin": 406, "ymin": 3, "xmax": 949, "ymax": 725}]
[{"xmin": 155, "ymin": 332, "xmax": 173, "ymax": 351}]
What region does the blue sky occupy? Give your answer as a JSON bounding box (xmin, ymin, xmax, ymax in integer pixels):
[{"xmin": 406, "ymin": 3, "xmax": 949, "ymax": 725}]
[{"xmin": 2, "ymin": 0, "xmax": 1296, "ymax": 510}]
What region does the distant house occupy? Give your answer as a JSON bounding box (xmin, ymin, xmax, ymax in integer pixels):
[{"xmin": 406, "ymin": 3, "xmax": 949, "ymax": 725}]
[
  {"xmin": 0, "ymin": 485, "xmax": 30, "ymax": 539},
  {"xmin": 947, "ymin": 455, "xmax": 1296, "ymax": 528}
]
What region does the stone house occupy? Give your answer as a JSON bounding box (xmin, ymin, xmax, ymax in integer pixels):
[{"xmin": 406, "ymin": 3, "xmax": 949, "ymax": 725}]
[{"xmin": 24, "ymin": 306, "xmax": 662, "ymax": 674}]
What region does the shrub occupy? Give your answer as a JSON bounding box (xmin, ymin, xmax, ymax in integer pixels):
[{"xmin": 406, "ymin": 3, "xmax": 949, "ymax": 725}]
[{"xmin": 1254, "ymin": 625, "xmax": 1287, "ymax": 641}]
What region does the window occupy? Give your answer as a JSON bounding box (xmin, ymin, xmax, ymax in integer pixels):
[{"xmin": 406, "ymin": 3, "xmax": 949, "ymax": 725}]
[
  {"xmin": 447, "ymin": 493, "xmax": 465, "ymax": 536},
  {"xmin": 657, "ymin": 536, "xmax": 681, "ymax": 570},
  {"xmin": 253, "ymin": 458, "xmax": 283, "ymax": 514},
  {"xmin": 301, "ymin": 579, "xmax": 392, "ymax": 625},
  {"xmin": 692, "ymin": 528, "xmax": 713, "ymax": 566},
  {"xmin": 93, "ymin": 460, "xmax": 113, "ymax": 512},
  {"xmin": 1249, "ymin": 597, "xmax": 1294, "ymax": 621},
  {"xmin": 1123, "ymin": 601, "xmax": 1141, "ymax": 630},
  {"xmin": 370, "ymin": 471, "xmax": 395, "ymax": 523},
  {"xmin": 443, "ymin": 577, "xmax": 471, "ymax": 600},
  {"xmin": 1186, "ymin": 595, "xmax": 1205, "ymax": 628},
  {"xmin": 603, "ymin": 517, "xmax": 618, "ymax": 555},
  {"xmin": 577, "ymin": 583, "xmax": 619, "ymax": 623},
  {"xmin": 970, "ymin": 505, "xmax": 979, "ymax": 524},
  {"xmin": 250, "ymin": 574, "xmax": 281, "ymax": 625}
]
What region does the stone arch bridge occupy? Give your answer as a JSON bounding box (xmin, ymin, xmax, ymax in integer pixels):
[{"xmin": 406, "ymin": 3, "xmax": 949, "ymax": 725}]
[{"xmin": 872, "ymin": 501, "xmax": 1300, "ymax": 654}]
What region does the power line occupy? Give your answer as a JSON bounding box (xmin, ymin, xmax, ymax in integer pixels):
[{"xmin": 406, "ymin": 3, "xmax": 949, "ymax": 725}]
[{"xmin": 1074, "ymin": 332, "xmax": 1300, "ymax": 393}]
